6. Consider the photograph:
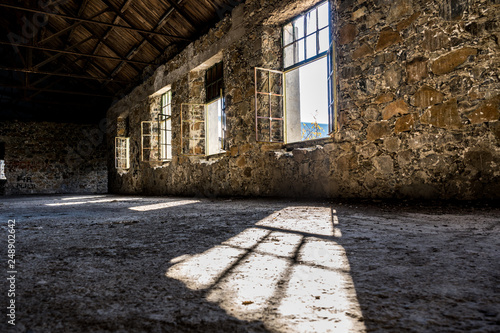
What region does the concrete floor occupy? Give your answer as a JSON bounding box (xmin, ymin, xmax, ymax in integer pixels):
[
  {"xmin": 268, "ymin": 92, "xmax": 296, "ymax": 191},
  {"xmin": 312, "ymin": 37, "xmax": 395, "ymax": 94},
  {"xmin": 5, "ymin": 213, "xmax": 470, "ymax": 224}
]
[{"xmin": 0, "ymin": 195, "xmax": 499, "ymax": 333}]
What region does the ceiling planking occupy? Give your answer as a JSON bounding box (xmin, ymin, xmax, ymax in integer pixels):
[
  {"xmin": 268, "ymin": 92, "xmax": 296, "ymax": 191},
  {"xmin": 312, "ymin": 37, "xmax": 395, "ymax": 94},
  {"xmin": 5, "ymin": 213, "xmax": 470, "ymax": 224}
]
[{"xmin": 0, "ymin": 0, "xmax": 241, "ymax": 124}]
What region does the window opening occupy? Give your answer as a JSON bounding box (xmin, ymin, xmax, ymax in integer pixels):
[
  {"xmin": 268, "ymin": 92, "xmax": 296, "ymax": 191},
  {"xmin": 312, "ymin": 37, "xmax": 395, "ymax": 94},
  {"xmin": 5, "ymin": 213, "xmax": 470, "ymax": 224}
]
[
  {"xmin": 206, "ymin": 62, "xmax": 224, "ymax": 102},
  {"xmin": 159, "ymin": 90, "xmax": 172, "ymax": 161},
  {"xmin": 256, "ymin": 1, "xmax": 334, "ymax": 143},
  {"xmin": 285, "ymin": 56, "xmax": 329, "ymax": 142},
  {"xmin": 115, "ymin": 137, "xmax": 130, "ymax": 170},
  {"xmin": 206, "ymin": 96, "xmax": 226, "ymax": 155}
]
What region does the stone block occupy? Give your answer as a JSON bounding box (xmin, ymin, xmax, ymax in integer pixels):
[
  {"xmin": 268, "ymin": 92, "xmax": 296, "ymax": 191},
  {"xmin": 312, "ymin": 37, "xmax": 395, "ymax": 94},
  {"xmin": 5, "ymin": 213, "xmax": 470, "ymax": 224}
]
[
  {"xmin": 382, "ymin": 99, "xmax": 409, "ymax": 120},
  {"xmin": 384, "ymin": 137, "xmax": 400, "ymax": 152},
  {"xmin": 366, "ymin": 12, "xmax": 383, "ymax": 28},
  {"xmin": 467, "ymin": 96, "xmax": 500, "ymax": 124},
  {"xmin": 352, "ymin": 43, "xmax": 373, "ymax": 60},
  {"xmin": 395, "ymin": 114, "xmax": 417, "ymax": 133},
  {"xmin": 352, "ymin": 7, "xmax": 367, "ymax": 20},
  {"xmin": 422, "ymin": 29, "xmax": 450, "ymax": 52},
  {"xmin": 339, "ymin": 24, "xmax": 357, "ymax": 45},
  {"xmin": 376, "ymin": 28, "xmax": 402, "ymax": 51},
  {"xmin": 230, "ymin": 146, "xmax": 239, "ymax": 156},
  {"xmin": 374, "ymin": 93, "xmax": 395, "ymax": 104},
  {"xmin": 414, "ymin": 86, "xmax": 444, "ymax": 108},
  {"xmin": 491, "ymin": 122, "xmax": 500, "ymax": 142},
  {"xmin": 406, "ymin": 57, "xmax": 428, "ymax": 83},
  {"xmin": 384, "ymin": 65, "xmax": 402, "ymax": 89},
  {"xmin": 431, "ymin": 48, "xmax": 477, "ymax": 75},
  {"xmin": 387, "ymin": 0, "xmax": 413, "ymax": 23},
  {"xmin": 396, "ymin": 11, "xmax": 420, "ymax": 31},
  {"xmin": 236, "ymin": 156, "xmax": 246, "ymax": 167},
  {"xmin": 373, "ymin": 155, "xmax": 394, "ymax": 174},
  {"xmin": 439, "ymin": 0, "xmax": 467, "ymax": 21},
  {"xmin": 420, "ymin": 99, "xmax": 464, "ymax": 129},
  {"xmin": 367, "ymin": 121, "xmax": 390, "ymax": 141},
  {"xmin": 358, "ymin": 143, "xmax": 378, "ymax": 158}
]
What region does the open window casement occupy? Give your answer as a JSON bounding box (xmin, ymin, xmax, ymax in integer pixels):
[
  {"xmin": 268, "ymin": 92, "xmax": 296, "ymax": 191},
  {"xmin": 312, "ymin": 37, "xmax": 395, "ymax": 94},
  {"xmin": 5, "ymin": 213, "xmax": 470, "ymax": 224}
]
[
  {"xmin": 141, "ymin": 121, "xmax": 161, "ymax": 162},
  {"xmin": 115, "ymin": 137, "xmax": 130, "ymax": 170},
  {"xmin": 327, "ymin": 0, "xmax": 338, "ymax": 134},
  {"xmin": 254, "ymin": 67, "xmax": 285, "ymax": 143},
  {"xmin": 181, "ymin": 103, "xmax": 206, "ymax": 156}
]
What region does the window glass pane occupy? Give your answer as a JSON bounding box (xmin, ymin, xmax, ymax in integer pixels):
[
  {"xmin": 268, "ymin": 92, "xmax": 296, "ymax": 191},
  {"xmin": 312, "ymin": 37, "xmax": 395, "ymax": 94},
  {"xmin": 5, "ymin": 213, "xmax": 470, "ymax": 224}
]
[
  {"xmin": 283, "ymin": 23, "xmax": 294, "ymax": 46},
  {"xmin": 306, "ymin": 34, "xmax": 317, "ymax": 59},
  {"xmin": 284, "ymin": 45, "xmax": 295, "ymax": 68},
  {"xmin": 297, "ymin": 39, "xmax": 305, "ymax": 63},
  {"xmin": 306, "ymin": 9, "xmax": 317, "ymax": 35},
  {"xmin": 318, "ymin": 28, "xmax": 329, "ymax": 54},
  {"xmin": 318, "ymin": 2, "xmax": 329, "ymax": 29},
  {"xmin": 293, "ymin": 17, "xmax": 304, "ymax": 40},
  {"xmin": 166, "ymin": 145, "xmax": 172, "ymax": 159}
]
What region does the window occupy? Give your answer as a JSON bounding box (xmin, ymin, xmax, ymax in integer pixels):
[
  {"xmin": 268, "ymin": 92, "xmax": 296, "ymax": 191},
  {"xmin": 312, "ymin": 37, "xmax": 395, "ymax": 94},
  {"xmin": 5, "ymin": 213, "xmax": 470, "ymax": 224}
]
[
  {"xmin": 255, "ymin": 1, "xmax": 335, "ymax": 143},
  {"xmin": 206, "ymin": 62, "xmax": 224, "ymax": 102},
  {"xmin": 205, "ymin": 62, "xmax": 226, "ymax": 155},
  {"xmin": 115, "ymin": 137, "xmax": 130, "ymax": 170},
  {"xmin": 159, "ymin": 91, "xmax": 172, "ymax": 161},
  {"xmin": 141, "ymin": 121, "xmax": 160, "ymax": 162},
  {"xmin": 283, "ymin": 1, "xmax": 329, "ymax": 70}
]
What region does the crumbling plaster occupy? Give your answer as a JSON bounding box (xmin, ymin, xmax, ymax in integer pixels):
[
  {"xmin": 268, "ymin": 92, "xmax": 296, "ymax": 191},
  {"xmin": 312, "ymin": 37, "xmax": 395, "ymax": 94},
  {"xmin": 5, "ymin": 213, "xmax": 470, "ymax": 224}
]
[{"xmin": 107, "ymin": 0, "xmax": 500, "ymax": 200}]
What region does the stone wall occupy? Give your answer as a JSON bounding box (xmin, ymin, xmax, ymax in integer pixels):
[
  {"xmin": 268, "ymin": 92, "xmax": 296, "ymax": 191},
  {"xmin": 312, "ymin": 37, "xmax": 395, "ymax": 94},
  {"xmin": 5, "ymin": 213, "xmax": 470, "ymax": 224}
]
[
  {"xmin": 0, "ymin": 121, "xmax": 107, "ymax": 195},
  {"xmin": 107, "ymin": 0, "xmax": 500, "ymax": 200}
]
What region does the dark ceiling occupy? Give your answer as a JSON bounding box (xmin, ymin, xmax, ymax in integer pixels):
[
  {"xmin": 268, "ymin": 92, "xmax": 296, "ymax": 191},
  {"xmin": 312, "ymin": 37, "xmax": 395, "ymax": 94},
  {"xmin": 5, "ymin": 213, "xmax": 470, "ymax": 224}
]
[{"xmin": 0, "ymin": 0, "xmax": 240, "ymax": 124}]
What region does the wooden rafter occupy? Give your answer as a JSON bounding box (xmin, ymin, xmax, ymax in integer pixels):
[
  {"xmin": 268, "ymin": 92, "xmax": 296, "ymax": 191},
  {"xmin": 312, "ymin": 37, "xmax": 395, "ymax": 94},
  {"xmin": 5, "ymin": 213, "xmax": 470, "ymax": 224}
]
[
  {"xmin": 0, "ymin": 66, "xmax": 130, "ymax": 83},
  {"xmin": 0, "ymin": 84, "xmax": 113, "ymax": 98},
  {"xmin": 106, "ymin": 0, "xmax": 188, "ymax": 80},
  {"xmin": 0, "ymin": 3, "xmax": 191, "ymax": 41},
  {"xmin": 38, "ymin": 8, "xmax": 109, "ymax": 45},
  {"xmin": 0, "ymin": 41, "xmax": 152, "ymax": 65}
]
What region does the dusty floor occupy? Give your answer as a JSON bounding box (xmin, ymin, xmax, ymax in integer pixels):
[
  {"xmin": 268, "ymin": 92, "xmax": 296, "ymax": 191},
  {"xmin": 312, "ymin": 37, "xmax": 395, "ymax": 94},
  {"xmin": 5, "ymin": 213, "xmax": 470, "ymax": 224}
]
[{"xmin": 0, "ymin": 195, "xmax": 499, "ymax": 333}]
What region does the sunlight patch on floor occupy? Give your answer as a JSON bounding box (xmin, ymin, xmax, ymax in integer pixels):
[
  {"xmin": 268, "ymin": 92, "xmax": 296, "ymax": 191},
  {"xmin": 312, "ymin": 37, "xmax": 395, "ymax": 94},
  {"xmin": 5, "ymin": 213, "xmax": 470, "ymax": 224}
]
[
  {"xmin": 166, "ymin": 245, "xmax": 245, "ymax": 290},
  {"xmin": 129, "ymin": 200, "xmax": 200, "ymax": 211},
  {"xmin": 46, "ymin": 198, "xmax": 137, "ymax": 206},
  {"xmin": 165, "ymin": 206, "xmax": 366, "ymax": 332}
]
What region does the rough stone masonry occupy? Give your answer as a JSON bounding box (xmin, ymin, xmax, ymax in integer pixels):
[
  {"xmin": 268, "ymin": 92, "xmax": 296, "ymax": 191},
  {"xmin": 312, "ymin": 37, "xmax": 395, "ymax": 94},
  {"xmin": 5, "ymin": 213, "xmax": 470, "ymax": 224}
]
[{"xmin": 107, "ymin": 0, "xmax": 500, "ymax": 200}]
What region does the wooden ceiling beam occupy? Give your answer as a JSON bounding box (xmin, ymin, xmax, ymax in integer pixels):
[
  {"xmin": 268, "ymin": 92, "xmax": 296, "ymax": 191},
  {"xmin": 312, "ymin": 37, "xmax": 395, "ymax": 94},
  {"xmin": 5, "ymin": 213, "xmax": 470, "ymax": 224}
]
[
  {"xmin": 164, "ymin": 0, "xmax": 197, "ymax": 31},
  {"xmin": 0, "ymin": 41, "xmax": 151, "ymax": 65},
  {"xmin": 105, "ymin": 0, "xmax": 187, "ymax": 81},
  {"xmin": 38, "ymin": 8, "xmax": 109, "ymax": 45},
  {"xmin": 0, "ymin": 3, "xmax": 191, "ymax": 41},
  {"xmin": 120, "ymin": 0, "xmax": 134, "ymax": 13},
  {"xmin": 0, "ymin": 84, "xmax": 113, "ymax": 98},
  {"xmin": 99, "ymin": 0, "xmax": 167, "ymax": 54},
  {"xmin": 34, "ymin": 36, "xmax": 94, "ymax": 69},
  {"xmin": 0, "ymin": 66, "xmax": 130, "ymax": 83}
]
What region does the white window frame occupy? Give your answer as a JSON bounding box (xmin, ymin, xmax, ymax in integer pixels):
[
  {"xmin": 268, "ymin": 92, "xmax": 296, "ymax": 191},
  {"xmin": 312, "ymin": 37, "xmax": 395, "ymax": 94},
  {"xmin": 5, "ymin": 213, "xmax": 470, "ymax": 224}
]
[
  {"xmin": 159, "ymin": 90, "xmax": 172, "ymax": 161},
  {"xmin": 115, "ymin": 137, "xmax": 130, "ymax": 170}
]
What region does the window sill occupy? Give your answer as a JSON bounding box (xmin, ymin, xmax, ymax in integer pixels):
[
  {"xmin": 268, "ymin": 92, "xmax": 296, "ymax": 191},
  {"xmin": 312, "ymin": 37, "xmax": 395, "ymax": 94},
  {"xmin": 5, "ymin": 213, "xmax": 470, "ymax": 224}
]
[{"xmin": 284, "ymin": 137, "xmax": 333, "ymax": 151}]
